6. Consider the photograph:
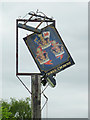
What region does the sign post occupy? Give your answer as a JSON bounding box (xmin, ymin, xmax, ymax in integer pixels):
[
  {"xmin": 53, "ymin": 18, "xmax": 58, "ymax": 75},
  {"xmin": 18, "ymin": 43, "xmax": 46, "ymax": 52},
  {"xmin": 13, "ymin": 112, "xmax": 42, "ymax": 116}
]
[
  {"xmin": 31, "ymin": 75, "xmax": 41, "ymax": 119},
  {"xmin": 16, "ymin": 18, "xmax": 55, "ymax": 119},
  {"xmin": 16, "ymin": 10, "xmax": 75, "ymax": 119}
]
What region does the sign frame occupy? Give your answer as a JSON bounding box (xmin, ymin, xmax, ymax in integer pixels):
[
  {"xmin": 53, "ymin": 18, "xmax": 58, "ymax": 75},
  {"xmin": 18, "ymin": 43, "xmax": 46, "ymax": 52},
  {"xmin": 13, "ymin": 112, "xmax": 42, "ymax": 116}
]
[
  {"xmin": 16, "ymin": 19, "xmax": 55, "ymax": 76},
  {"xmin": 23, "ymin": 24, "xmax": 75, "ymax": 76}
]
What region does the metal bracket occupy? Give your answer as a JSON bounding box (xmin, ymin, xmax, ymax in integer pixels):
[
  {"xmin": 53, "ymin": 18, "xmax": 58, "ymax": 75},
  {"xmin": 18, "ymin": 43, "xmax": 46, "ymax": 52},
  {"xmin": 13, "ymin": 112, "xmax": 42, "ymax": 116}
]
[{"xmin": 16, "ymin": 19, "xmax": 55, "ymax": 76}]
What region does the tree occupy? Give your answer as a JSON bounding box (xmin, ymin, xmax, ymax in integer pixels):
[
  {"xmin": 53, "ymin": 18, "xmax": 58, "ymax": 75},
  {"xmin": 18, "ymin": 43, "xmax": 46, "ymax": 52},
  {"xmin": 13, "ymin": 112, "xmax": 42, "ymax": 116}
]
[
  {"xmin": 0, "ymin": 97, "xmax": 31, "ymax": 120},
  {"xmin": 0, "ymin": 99, "xmax": 15, "ymax": 120},
  {"xmin": 0, "ymin": 107, "xmax": 14, "ymax": 120}
]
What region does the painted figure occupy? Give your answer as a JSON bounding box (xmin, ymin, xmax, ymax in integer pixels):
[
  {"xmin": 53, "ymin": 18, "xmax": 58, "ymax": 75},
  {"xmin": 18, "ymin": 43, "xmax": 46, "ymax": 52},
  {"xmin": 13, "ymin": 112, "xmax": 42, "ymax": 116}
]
[
  {"xmin": 34, "ymin": 32, "xmax": 51, "ymax": 50},
  {"xmin": 43, "ymin": 31, "xmax": 51, "ymax": 45},
  {"xmin": 36, "ymin": 47, "xmax": 49, "ymax": 64},
  {"xmin": 37, "ymin": 32, "xmax": 51, "ymax": 49},
  {"xmin": 36, "ymin": 47, "xmax": 53, "ymax": 65},
  {"xmin": 51, "ymin": 40, "xmax": 64, "ymax": 59}
]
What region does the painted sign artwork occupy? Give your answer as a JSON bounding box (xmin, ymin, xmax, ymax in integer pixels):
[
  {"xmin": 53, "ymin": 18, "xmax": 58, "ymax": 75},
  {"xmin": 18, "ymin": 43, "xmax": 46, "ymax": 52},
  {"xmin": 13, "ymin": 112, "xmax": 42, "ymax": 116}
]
[{"xmin": 23, "ymin": 24, "xmax": 75, "ymax": 76}]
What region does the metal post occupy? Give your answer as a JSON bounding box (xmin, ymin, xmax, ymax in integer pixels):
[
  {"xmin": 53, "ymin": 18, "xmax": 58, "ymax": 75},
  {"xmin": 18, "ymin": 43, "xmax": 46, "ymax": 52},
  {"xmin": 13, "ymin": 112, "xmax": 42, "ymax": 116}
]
[
  {"xmin": 31, "ymin": 75, "xmax": 41, "ymax": 120},
  {"xmin": 16, "ymin": 19, "xmax": 18, "ymax": 75}
]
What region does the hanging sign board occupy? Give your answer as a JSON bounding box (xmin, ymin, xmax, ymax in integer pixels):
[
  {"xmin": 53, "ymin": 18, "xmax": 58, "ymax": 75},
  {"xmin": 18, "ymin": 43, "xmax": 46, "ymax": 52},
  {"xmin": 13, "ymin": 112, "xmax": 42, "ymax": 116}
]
[{"xmin": 23, "ymin": 24, "xmax": 75, "ymax": 76}]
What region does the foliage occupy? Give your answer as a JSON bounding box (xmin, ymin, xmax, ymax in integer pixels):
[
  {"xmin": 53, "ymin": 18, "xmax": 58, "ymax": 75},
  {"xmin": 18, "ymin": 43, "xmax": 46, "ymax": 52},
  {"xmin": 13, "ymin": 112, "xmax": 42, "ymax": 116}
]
[{"xmin": 0, "ymin": 97, "xmax": 31, "ymax": 120}]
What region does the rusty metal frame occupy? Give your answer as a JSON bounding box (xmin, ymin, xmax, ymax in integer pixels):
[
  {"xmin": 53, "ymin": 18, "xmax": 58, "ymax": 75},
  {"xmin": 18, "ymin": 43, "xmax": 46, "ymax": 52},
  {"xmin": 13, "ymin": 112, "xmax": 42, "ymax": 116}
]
[{"xmin": 16, "ymin": 19, "xmax": 55, "ymax": 76}]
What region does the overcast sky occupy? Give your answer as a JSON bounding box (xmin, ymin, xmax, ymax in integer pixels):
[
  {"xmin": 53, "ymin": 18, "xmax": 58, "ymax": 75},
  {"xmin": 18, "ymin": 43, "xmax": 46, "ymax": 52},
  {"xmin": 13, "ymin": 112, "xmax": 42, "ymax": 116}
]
[{"xmin": 0, "ymin": 2, "xmax": 88, "ymax": 118}]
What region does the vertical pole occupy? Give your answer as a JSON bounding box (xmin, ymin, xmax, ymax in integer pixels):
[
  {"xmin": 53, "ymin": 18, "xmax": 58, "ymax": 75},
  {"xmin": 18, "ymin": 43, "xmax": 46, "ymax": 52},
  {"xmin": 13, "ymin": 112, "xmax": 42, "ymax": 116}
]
[
  {"xmin": 16, "ymin": 19, "xmax": 18, "ymax": 75},
  {"xmin": 31, "ymin": 75, "xmax": 41, "ymax": 120}
]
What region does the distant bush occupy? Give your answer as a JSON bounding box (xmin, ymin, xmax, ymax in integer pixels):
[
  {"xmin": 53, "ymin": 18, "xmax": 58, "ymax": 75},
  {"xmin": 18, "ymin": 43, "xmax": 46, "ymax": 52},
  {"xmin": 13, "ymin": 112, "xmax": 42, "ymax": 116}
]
[{"xmin": 0, "ymin": 97, "xmax": 31, "ymax": 120}]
